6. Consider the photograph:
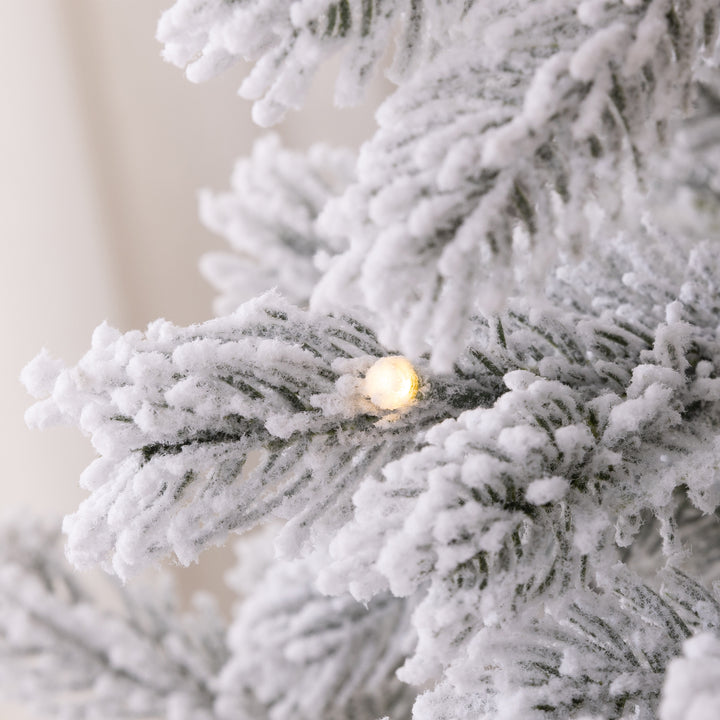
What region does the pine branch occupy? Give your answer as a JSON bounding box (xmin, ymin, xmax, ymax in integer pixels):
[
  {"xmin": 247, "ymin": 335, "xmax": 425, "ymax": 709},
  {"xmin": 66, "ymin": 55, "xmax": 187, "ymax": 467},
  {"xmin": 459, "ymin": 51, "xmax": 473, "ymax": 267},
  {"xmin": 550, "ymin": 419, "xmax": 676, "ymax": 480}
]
[
  {"xmin": 217, "ymin": 548, "xmax": 417, "ymax": 720},
  {"xmin": 314, "ymin": 0, "xmax": 718, "ymax": 370},
  {"xmin": 22, "ymin": 292, "xmax": 499, "ymax": 577},
  {"xmin": 0, "ymin": 513, "xmax": 227, "ymax": 720},
  {"xmin": 200, "ymin": 134, "xmax": 356, "ymax": 314},
  {"xmin": 413, "ymin": 567, "xmax": 719, "ymax": 720},
  {"xmin": 14, "ymin": 4, "xmax": 720, "ymax": 720},
  {"xmin": 322, "ymin": 233, "xmax": 720, "ymax": 682},
  {"xmin": 157, "ymin": 0, "xmax": 469, "ymax": 126}
]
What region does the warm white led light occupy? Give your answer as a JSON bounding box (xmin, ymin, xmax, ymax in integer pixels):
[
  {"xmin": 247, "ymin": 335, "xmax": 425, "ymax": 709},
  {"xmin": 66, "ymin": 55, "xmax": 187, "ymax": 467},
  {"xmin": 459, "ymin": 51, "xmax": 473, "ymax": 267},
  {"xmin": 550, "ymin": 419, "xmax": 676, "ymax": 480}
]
[{"xmin": 363, "ymin": 356, "xmax": 419, "ymax": 410}]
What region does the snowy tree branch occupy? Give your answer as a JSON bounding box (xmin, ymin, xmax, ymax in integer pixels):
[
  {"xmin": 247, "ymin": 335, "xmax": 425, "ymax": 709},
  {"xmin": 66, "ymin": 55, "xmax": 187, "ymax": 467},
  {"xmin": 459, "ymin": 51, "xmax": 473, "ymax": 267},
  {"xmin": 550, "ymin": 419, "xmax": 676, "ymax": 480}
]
[
  {"xmin": 0, "ymin": 513, "xmax": 227, "ymax": 720},
  {"xmin": 218, "ymin": 546, "xmax": 417, "ymax": 720},
  {"xmin": 200, "ymin": 134, "xmax": 356, "ymax": 314},
  {"xmin": 314, "ymin": 0, "xmax": 718, "ymax": 369},
  {"xmin": 22, "ymin": 293, "xmax": 499, "ymax": 577},
  {"xmin": 157, "ymin": 0, "xmax": 474, "ymax": 125},
  {"xmin": 322, "ymin": 233, "xmax": 720, "ymax": 683}
]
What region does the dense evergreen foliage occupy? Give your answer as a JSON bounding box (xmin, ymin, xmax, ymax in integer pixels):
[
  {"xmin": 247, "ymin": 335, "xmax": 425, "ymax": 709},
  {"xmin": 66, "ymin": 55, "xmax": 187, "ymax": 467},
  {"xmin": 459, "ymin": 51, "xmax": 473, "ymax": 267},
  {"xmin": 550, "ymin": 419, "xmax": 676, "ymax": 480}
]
[{"xmin": 5, "ymin": 1, "xmax": 720, "ymax": 718}]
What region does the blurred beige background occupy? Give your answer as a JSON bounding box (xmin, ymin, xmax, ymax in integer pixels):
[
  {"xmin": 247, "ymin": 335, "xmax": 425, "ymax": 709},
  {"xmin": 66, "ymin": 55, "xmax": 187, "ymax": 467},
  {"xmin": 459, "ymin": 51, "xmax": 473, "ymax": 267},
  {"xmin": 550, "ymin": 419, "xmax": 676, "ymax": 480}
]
[{"xmin": 0, "ymin": 2, "xmax": 386, "ymax": 718}]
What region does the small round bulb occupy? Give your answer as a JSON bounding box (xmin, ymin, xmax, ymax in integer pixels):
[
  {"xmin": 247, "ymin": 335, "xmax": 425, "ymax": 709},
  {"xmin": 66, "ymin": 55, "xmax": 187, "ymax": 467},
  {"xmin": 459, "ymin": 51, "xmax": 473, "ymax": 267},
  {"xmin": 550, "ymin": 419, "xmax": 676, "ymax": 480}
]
[{"xmin": 364, "ymin": 356, "xmax": 419, "ymax": 410}]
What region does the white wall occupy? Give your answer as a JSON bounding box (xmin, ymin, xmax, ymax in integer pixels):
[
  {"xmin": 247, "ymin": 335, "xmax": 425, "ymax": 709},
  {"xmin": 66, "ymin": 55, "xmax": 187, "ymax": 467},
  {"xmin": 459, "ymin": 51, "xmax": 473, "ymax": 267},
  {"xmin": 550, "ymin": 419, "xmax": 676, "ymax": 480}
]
[{"xmin": 0, "ymin": 2, "xmax": 386, "ymax": 718}]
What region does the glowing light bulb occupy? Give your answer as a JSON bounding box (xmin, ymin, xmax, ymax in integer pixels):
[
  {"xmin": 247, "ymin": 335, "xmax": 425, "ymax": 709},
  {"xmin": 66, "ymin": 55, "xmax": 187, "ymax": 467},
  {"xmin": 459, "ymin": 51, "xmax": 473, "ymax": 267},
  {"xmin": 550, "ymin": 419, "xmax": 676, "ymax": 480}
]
[{"xmin": 364, "ymin": 356, "xmax": 419, "ymax": 410}]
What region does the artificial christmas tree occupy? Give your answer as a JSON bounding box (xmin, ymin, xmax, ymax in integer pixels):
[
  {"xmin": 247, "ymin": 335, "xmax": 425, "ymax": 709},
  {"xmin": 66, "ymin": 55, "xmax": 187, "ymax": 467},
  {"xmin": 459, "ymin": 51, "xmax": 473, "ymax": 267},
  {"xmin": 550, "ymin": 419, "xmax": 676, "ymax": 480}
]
[{"xmin": 3, "ymin": 0, "xmax": 720, "ymax": 718}]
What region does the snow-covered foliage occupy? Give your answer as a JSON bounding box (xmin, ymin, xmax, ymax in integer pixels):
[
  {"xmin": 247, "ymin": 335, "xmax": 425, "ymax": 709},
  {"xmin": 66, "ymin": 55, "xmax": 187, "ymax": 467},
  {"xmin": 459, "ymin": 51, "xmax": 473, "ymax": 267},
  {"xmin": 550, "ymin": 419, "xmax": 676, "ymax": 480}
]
[
  {"xmin": 217, "ymin": 544, "xmax": 417, "ymax": 720},
  {"xmin": 415, "ymin": 567, "xmax": 720, "ymax": 720},
  {"xmin": 160, "ymin": 0, "xmax": 719, "ymax": 369},
  {"xmin": 157, "ymin": 0, "xmax": 469, "ymax": 126},
  {"xmin": 313, "ymin": 0, "xmax": 719, "ymax": 369},
  {"xmin": 320, "ymin": 231, "xmax": 720, "ymax": 697},
  {"xmin": 22, "ymin": 292, "xmax": 493, "ymax": 578},
  {"xmin": 10, "ymin": 0, "xmax": 720, "ymax": 719},
  {"xmin": 200, "ymin": 134, "xmax": 355, "ymax": 313},
  {"xmin": 0, "ymin": 512, "xmax": 226, "ymax": 720}
]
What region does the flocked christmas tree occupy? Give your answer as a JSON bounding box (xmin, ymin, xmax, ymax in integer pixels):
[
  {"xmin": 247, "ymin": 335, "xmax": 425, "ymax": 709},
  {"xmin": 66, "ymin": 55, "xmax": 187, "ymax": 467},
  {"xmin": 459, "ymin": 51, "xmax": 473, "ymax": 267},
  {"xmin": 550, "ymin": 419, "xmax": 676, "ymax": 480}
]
[{"xmin": 4, "ymin": 0, "xmax": 720, "ymax": 717}]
